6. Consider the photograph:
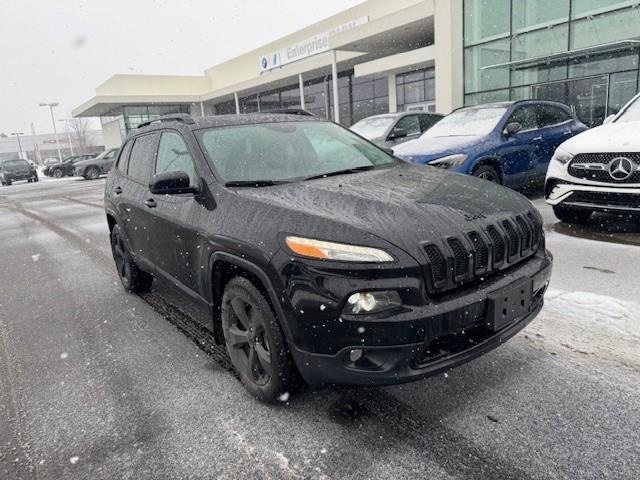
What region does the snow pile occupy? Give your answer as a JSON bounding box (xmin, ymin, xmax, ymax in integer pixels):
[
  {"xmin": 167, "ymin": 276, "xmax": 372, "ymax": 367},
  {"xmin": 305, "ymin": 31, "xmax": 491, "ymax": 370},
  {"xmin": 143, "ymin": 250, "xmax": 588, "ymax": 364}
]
[{"xmin": 528, "ymin": 289, "xmax": 640, "ymax": 370}]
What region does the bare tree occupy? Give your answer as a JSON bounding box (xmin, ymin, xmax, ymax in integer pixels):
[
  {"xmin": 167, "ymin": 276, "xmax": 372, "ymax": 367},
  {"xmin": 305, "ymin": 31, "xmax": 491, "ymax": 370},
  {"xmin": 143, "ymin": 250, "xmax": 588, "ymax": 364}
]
[{"xmin": 68, "ymin": 118, "xmax": 91, "ymax": 154}]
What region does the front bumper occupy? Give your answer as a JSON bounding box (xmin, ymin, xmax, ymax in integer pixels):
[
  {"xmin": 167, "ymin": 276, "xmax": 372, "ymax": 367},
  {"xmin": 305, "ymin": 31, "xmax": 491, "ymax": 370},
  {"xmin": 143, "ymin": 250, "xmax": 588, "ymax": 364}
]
[
  {"xmin": 546, "ymin": 158, "xmax": 640, "ymax": 213},
  {"xmin": 287, "ymin": 251, "xmax": 552, "ymax": 387}
]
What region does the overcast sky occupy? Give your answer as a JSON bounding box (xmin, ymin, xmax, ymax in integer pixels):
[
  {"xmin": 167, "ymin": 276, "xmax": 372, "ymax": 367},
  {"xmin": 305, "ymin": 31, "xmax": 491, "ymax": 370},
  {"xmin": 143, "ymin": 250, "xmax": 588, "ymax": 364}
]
[{"xmin": 0, "ymin": 0, "xmax": 365, "ymax": 135}]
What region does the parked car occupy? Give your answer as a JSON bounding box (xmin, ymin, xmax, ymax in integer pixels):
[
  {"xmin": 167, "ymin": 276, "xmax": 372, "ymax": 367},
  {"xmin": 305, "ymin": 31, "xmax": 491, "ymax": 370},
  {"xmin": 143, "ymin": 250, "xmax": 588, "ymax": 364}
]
[
  {"xmin": 45, "ymin": 154, "xmax": 95, "ymax": 178},
  {"xmin": 394, "ymin": 100, "xmax": 587, "ymax": 188},
  {"xmin": 350, "ymin": 112, "xmax": 444, "ymax": 148},
  {"xmin": 74, "ymin": 148, "xmax": 120, "ymax": 180},
  {"xmin": 1, "ymin": 158, "xmax": 38, "ymax": 186},
  {"xmin": 105, "ymin": 113, "xmax": 552, "ymax": 403},
  {"xmin": 546, "ymin": 92, "xmax": 640, "ymax": 224}
]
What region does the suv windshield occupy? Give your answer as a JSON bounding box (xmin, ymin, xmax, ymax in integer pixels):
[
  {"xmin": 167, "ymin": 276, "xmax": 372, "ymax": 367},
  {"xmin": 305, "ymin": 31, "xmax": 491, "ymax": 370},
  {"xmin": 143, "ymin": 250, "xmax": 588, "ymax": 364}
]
[
  {"xmin": 199, "ymin": 121, "xmax": 396, "ymax": 184},
  {"xmin": 616, "ymin": 96, "xmax": 640, "ymax": 123},
  {"xmin": 424, "ymin": 107, "xmax": 507, "ymax": 137},
  {"xmin": 351, "ymin": 116, "xmax": 396, "ymax": 139}
]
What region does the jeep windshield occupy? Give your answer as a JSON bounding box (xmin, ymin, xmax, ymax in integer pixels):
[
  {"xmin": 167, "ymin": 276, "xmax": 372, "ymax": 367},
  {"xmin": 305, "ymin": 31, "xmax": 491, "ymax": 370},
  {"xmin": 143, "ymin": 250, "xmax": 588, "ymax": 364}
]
[
  {"xmin": 198, "ymin": 121, "xmax": 396, "ymax": 185},
  {"xmin": 423, "ymin": 107, "xmax": 507, "ymax": 137}
]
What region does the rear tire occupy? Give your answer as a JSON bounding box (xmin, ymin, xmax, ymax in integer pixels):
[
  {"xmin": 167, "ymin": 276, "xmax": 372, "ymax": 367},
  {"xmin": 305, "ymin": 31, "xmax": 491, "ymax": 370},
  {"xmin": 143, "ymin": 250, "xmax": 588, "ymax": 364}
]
[
  {"xmin": 553, "ymin": 205, "xmax": 591, "ymax": 224},
  {"xmin": 473, "ymin": 165, "xmax": 501, "ymax": 184},
  {"xmin": 110, "ymin": 224, "xmax": 153, "ymax": 293},
  {"xmin": 221, "ymin": 277, "xmax": 300, "ymax": 403}
]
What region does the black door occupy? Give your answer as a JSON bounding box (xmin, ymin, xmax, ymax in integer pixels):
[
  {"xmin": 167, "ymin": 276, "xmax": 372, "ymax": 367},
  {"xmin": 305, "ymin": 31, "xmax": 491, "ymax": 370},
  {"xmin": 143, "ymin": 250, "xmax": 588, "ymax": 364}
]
[
  {"xmin": 116, "ymin": 133, "xmax": 159, "ymax": 264},
  {"xmin": 144, "ymin": 130, "xmax": 204, "ymax": 296}
]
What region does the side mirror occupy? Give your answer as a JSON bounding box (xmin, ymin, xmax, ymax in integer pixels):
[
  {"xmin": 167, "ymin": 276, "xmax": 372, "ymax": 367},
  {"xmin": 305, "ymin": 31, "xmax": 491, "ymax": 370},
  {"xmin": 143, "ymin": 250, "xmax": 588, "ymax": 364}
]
[
  {"xmin": 388, "ymin": 127, "xmax": 408, "ymax": 140},
  {"xmin": 505, "ymin": 122, "xmax": 522, "ymax": 137},
  {"xmin": 603, "ymin": 114, "xmax": 615, "ymax": 125},
  {"xmin": 149, "ymin": 171, "xmax": 196, "ymax": 195}
]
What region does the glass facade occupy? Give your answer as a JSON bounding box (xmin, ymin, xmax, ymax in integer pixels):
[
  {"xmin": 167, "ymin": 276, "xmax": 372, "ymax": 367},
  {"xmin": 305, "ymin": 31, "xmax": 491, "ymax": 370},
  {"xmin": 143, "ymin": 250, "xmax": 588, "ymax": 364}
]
[
  {"xmin": 396, "ymin": 68, "xmax": 435, "ymax": 111},
  {"xmin": 464, "ymin": 0, "xmax": 640, "ymax": 126},
  {"xmin": 213, "ymin": 71, "xmax": 389, "ymax": 127}
]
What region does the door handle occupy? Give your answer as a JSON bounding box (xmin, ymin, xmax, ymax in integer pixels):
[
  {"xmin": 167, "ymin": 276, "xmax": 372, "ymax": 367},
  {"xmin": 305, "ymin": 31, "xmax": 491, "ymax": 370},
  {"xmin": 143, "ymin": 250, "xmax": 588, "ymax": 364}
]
[
  {"xmin": 144, "ymin": 199, "xmax": 157, "ymax": 209},
  {"xmin": 563, "ymin": 131, "xmax": 572, "ymax": 135},
  {"xmin": 114, "ymin": 186, "xmax": 123, "ymax": 195},
  {"xmin": 532, "ymin": 136, "xmax": 543, "ymax": 141}
]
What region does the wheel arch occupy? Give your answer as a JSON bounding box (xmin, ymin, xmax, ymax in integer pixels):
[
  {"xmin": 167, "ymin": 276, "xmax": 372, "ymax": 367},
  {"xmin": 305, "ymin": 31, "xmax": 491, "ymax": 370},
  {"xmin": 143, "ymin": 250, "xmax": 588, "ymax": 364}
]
[
  {"xmin": 471, "ymin": 156, "xmax": 503, "ymax": 181},
  {"xmin": 208, "ymin": 252, "xmax": 292, "ymax": 346}
]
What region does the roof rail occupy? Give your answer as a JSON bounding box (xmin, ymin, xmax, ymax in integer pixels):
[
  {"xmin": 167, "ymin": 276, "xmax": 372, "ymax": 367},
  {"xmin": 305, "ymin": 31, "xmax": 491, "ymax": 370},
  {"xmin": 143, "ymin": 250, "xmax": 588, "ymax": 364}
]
[
  {"xmin": 265, "ymin": 108, "xmax": 317, "ymax": 117},
  {"xmin": 137, "ymin": 113, "xmax": 196, "ymax": 128}
]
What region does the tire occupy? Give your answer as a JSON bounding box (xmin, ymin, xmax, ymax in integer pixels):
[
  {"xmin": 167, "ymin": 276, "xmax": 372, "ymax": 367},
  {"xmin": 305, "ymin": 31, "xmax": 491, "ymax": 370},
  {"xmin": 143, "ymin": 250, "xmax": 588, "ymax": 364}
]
[
  {"xmin": 5, "ymin": 179, "xmax": 11, "ymax": 186},
  {"xmin": 473, "ymin": 165, "xmax": 501, "ymax": 184},
  {"xmin": 553, "ymin": 205, "xmax": 592, "ymax": 225},
  {"xmin": 110, "ymin": 224, "xmax": 153, "ymax": 293},
  {"xmin": 33, "ymin": 175, "xmax": 39, "ymax": 182},
  {"xmin": 52, "ymin": 169, "xmax": 63, "ymax": 179},
  {"xmin": 221, "ymin": 277, "xmax": 300, "ymax": 403},
  {"xmin": 86, "ymin": 167, "xmax": 100, "ymax": 180}
]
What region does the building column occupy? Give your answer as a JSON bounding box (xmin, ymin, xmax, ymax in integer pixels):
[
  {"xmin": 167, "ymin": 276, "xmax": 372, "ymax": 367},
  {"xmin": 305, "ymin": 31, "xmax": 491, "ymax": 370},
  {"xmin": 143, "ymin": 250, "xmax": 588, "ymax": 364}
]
[
  {"xmin": 299, "ymin": 74, "xmax": 305, "ymax": 109},
  {"xmin": 331, "ymin": 50, "xmax": 340, "ymax": 123},
  {"xmin": 434, "ymin": 0, "xmax": 464, "ymax": 114},
  {"xmin": 200, "ymin": 102, "xmax": 205, "ymax": 117},
  {"xmin": 388, "ymin": 73, "xmax": 398, "ymax": 113},
  {"xmin": 234, "ymin": 92, "xmax": 240, "ymax": 114}
]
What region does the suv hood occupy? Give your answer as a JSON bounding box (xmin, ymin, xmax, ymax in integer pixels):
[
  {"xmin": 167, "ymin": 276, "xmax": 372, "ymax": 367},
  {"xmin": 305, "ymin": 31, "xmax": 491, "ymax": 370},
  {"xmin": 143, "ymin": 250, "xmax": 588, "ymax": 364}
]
[
  {"xmin": 560, "ymin": 121, "xmax": 640, "ymax": 154},
  {"xmin": 231, "ymin": 163, "xmax": 536, "ymax": 260},
  {"xmin": 394, "ymin": 135, "xmax": 485, "ymax": 163}
]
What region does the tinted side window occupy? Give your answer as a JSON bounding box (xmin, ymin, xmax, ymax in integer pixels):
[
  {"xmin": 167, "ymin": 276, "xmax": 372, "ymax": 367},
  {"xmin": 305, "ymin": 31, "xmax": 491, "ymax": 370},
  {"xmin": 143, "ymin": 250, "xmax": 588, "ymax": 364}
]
[
  {"xmin": 419, "ymin": 114, "xmax": 442, "ymax": 132},
  {"xmin": 394, "ymin": 115, "xmax": 421, "ymax": 135},
  {"xmin": 536, "ymin": 105, "xmax": 571, "ymax": 128},
  {"xmin": 127, "ymin": 134, "xmax": 158, "ymax": 184},
  {"xmin": 116, "ymin": 142, "xmax": 132, "ymax": 173},
  {"xmin": 155, "ymin": 132, "xmax": 197, "ymax": 184},
  {"xmin": 508, "ymin": 106, "xmax": 537, "ymax": 131}
]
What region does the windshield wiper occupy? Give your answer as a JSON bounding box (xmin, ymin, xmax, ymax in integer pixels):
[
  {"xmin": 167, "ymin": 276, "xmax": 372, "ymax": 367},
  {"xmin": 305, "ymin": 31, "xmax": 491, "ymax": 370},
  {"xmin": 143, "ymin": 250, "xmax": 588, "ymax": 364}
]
[
  {"xmin": 302, "ymin": 165, "xmax": 379, "ymax": 182},
  {"xmin": 224, "ymin": 180, "xmax": 291, "ymax": 188}
]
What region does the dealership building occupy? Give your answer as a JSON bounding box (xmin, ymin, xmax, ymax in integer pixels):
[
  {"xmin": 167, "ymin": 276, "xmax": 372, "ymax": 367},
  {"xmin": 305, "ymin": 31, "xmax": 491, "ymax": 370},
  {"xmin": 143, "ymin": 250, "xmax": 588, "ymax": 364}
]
[{"xmin": 73, "ymin": 0, "xmax": 640, "ymax": 148}]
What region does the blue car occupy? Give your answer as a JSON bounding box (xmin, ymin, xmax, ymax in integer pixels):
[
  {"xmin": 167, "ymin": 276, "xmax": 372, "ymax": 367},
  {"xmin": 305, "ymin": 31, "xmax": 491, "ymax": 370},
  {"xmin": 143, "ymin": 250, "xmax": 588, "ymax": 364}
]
[{"xmin": 393, "ymin": 100, "xmax": 587, "ymax": 188}]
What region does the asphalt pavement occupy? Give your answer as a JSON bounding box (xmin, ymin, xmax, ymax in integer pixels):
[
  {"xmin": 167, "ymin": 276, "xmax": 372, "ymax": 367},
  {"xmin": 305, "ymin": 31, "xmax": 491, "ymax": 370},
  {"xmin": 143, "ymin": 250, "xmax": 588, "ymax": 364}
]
[{"xmin": 0, "ymin": 176, "xmax": 639, "ymax": 480}]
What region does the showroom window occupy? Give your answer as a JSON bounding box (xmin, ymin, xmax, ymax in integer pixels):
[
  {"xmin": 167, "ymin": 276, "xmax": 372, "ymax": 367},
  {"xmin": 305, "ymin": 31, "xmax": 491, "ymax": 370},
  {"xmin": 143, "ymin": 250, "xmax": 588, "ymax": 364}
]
[{"xmin": 396, "ymin": 68, "xmax": 435, "ymax": 112}]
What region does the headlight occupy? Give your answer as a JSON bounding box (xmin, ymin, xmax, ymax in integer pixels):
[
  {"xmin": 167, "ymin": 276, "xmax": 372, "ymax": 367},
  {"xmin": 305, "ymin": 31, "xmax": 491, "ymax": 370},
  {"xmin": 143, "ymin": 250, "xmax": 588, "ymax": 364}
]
[
  {"xmin": 553, "ymin": 147, "xmax": 574, "ymax": 165},
  {"xmin": 285, "ymin": 236, "xmax": 393, "ymax": 263},
  {"xmin": 344, "ymin": 290, "xmax": 402, "ymax": 315},
  {"xmin": 430, "ymin": 154, "xmax": 468, "ymax": 169}
]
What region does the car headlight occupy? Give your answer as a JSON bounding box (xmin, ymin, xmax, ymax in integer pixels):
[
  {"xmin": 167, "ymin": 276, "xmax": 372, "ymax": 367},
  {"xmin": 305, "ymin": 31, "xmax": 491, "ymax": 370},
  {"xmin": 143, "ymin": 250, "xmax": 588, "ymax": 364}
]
[
  {"xmin": 344, "ymin": 290, "xmax": 402, "ymax": 315},
  {"xmin": 285, "ymin": 236, "xmax": 393, "ymax": 263},
  {"xmin": 430, "ymin": 154, "xmax": 468, "ymax": 169},
  {"xmin": 553, "ymin": 147, "xmax": 574, "ymax": 165}
]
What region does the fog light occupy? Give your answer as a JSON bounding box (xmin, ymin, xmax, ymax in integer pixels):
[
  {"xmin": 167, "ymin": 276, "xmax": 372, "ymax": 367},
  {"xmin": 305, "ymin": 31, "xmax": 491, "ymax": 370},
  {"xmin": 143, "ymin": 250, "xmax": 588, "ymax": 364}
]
[
  {"xmin": 349, "ymin": 349, "xmax": 364, "ymax": 362},
  {"xmin": 345, "ymin": 290, "xmax": 401, "ymax": 315}
]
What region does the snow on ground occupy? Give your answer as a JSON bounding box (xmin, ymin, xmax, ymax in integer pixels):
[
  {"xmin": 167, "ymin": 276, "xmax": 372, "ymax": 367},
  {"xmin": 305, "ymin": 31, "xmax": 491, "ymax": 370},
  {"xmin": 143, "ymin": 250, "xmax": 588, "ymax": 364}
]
[{"xmin": 528, "ymin": 288, "xmax": 640, "ymax": 371}]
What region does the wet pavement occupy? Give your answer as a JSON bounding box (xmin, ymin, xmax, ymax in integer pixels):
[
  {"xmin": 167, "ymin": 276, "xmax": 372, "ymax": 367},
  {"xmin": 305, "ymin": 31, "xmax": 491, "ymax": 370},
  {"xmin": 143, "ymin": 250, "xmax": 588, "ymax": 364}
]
[{"xmin": 1, "ymin": 177, "xmax": 639, "ymax": 479}]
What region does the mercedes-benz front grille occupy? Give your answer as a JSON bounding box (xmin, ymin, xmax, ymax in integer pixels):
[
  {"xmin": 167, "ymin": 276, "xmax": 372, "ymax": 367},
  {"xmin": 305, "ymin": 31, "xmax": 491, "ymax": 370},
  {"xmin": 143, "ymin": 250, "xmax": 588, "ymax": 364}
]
[
  {"xmin": 422, "ymin": 212, "xmax": 542, "ymax": 295},
  {"xmin": 568, "ymin": 153, "xmax": 640, "ymax": 184}
]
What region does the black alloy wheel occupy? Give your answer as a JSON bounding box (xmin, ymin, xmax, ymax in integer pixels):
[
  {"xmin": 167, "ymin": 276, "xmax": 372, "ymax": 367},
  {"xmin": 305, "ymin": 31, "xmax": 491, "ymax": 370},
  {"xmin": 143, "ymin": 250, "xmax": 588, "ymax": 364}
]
[
  {"xmin": 221, "ymin": 277, "xmax": 299, "ymax": 402},
  {"xmin": 86, "ymin": 167, "xmax": 100, "ymax": 180},
  {"xmin": 110, "ymin": 224, "xmax": 153, "ymax": 293}
]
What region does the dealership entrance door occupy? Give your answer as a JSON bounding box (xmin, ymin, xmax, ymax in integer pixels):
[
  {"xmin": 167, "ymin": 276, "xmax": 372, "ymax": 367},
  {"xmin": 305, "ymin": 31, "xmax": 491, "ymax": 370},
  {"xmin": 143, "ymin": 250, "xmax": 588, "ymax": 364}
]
[{"xmin": 532, "ymin": 75, "xmax": 609, "ymax": 127}]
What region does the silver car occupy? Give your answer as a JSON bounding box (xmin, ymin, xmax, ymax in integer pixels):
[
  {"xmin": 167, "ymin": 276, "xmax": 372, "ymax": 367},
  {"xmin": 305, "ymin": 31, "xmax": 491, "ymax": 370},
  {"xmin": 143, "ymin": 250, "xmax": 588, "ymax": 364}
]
[{"xmin": 351, "ymin": 112, "xmax": 443, "ymax": 148}]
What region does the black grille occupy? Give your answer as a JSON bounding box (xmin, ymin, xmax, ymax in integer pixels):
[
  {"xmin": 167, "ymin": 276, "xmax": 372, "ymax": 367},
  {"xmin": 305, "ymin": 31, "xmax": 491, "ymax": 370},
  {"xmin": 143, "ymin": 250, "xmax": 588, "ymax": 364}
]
[
  {"xmin": 447, "ymin": 238, "xmax": 469, "ymax": 280},
  {"xmin": 468, "ymin": 231, "xmax": 489, "ymax": 272},
  {"xmin": 568, "ymin": 153, "xmax": 640, "ymax": 184},
  {"xmin": 422, "ymin": 213, "xmax": 542, "ymax": 294}
]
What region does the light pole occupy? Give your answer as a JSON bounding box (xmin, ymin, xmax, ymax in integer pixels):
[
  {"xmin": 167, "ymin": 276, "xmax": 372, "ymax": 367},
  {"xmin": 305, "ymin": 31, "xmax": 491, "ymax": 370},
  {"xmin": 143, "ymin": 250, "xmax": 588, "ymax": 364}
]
[
  {"xmin": 10, "ymin": 132, "xmax": 24, "ymax": 159},
  {"xmin": 58, "ymin": 119, "xmax": 74, "ymax": 156},
  {"xmin": 39, "ymin": 102, "xmax": 63, "ymax": 161}
]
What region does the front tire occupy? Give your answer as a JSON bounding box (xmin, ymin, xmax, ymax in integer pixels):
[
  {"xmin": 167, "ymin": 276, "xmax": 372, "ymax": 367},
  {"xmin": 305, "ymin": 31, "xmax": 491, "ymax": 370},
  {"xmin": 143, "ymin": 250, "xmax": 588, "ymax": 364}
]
[
  {"xmin": 221, "ymin": 277, "xmax": 300, "ymax": 403},
  {"xmin": 110, "ymin": 224, "xmax": 153, "ymax": 293},
  {"xmin": 52, "ymin": 169, "xmax": 63, "ymax": 179},
  {"xmin": 86, "ymin": 167, "xmax": 100, "ymax": 180},
  {"xmin": 473, "ymin": 165, "xmax": 501, "ymax": 184},
  {"xmin": 553, "ymin": 205, "xmax": 591, "ymax": 224}
]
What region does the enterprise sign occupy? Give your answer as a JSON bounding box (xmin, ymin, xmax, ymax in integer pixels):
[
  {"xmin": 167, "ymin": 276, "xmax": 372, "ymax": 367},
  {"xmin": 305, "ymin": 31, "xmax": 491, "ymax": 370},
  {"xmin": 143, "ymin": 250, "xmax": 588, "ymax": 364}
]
[{"xmin": 259, "ymin": 16, "xmax": 369, "ymax": 72}]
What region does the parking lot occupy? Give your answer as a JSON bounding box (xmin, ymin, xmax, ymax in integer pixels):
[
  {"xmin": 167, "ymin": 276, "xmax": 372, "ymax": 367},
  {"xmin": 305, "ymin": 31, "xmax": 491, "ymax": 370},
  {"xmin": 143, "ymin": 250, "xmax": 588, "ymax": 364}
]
[{"xmin": 0, "ymin": 176, "xmax": 638, "ymax": 479}]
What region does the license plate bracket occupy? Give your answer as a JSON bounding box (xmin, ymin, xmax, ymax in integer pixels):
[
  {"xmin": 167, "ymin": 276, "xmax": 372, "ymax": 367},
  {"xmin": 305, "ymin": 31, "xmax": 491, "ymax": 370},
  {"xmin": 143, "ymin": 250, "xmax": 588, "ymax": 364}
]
[{"xmin": 487, "ymin": 279, "xmax": 533, "ymax": 332}]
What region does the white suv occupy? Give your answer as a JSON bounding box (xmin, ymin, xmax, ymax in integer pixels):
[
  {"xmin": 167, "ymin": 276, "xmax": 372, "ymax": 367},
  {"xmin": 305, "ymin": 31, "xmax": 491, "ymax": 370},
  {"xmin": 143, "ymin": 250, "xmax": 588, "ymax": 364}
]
[{"xmin": 545, "ymin": 92, "xmax": 640, "ymax": 224}]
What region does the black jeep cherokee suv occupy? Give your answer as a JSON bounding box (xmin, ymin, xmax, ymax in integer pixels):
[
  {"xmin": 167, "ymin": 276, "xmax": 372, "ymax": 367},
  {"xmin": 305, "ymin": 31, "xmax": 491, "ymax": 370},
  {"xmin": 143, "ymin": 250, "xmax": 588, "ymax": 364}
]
[{"xmin": 105, "ymin": 113, "xmax": 552, "ymax": 403}]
